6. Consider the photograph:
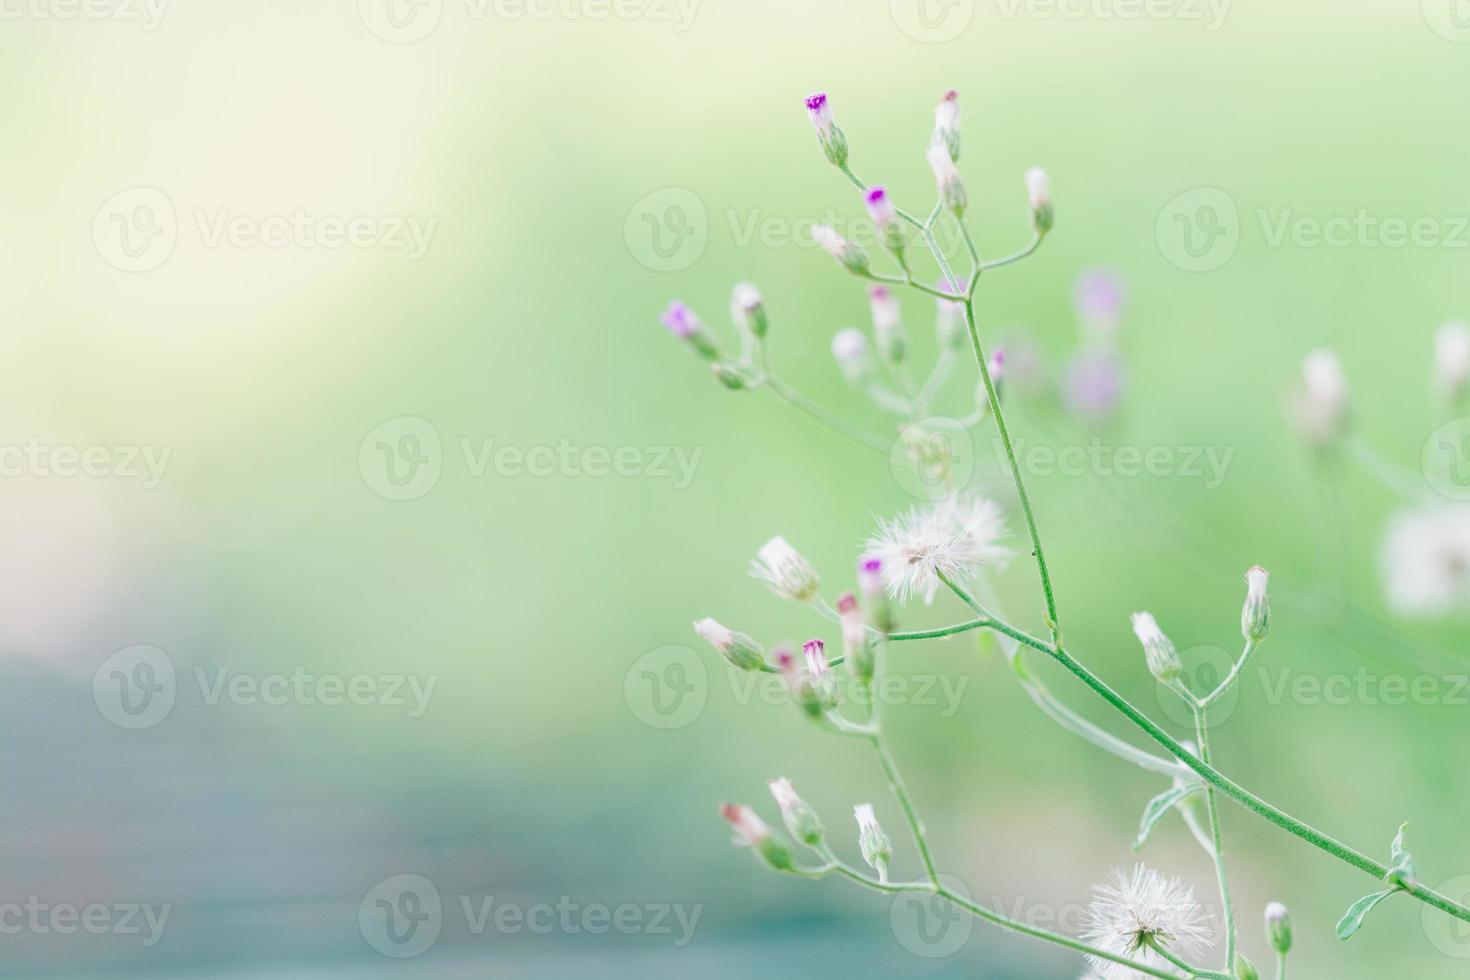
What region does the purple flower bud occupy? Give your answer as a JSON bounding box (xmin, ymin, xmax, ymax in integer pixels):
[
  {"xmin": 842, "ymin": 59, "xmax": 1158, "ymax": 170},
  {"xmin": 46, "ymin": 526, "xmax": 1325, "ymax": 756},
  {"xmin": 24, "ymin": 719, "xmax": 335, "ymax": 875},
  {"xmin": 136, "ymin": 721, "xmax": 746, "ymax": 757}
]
[
  {"xmin": 1025, "ymin": 167, "xmax": 1053, "ymax": 235},
  {"xmin": 1062, "ymin": 349, "xmax": 1124, "ymax": 424},
  {"xmin": 865, "ymin": 187, "xmax": 896, "ymax": 226},
  {"xmin": 802, "ymin": 639, "xmax": 829, "ymax": 678},
  {"xmin": 1074, "ymin": 269, "xmax": 1126, "ymax": 331},
  {"xmin": 660, "ymin": 301, "xmax": 698, "ymax": 338},
  {"xmin": 804, "ymin": 92, "xmax": 848, "ymax": 168},
  {"xmin": 805, "ymin": 92, "xmax": 833, "ymax": 132}
]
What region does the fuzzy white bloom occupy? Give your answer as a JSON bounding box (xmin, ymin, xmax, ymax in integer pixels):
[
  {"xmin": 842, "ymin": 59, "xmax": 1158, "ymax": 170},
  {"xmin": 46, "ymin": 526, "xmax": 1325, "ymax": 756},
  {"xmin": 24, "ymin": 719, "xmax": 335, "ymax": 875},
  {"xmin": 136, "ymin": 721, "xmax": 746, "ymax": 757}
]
[
  {"xmin": 750, "ymin": 535, "xmax": 821, "ymax": 602},
  {"xmin": 1131, "ymin": 611, "xmax": 1182, "ymax": 684},
  {"xmin": 1082, "ymin": 866, "xmax": 1212, "ymax": 979},
  {"xmin": 802, "ymin": 639, "xmax": 830, "ymax": 678},
  {"xmin": 1025, "ymin": 167, "xmax": 1054, "ymax": 234},
  {"xmin": 721, "ymin": 803, "xmax": 771, "ymax": 847},
  {"xmin": 813, "ymin": 224, "xmax": 846, "ymax": 256},
  {"xmin": 693, "ymin": 617, "xmax": 734, "ymax": 651},
  {"xmin": 1380, "ymin": 506, "xmax": 1470, "ymax": 616},
  {"xmin": 731, "ymin": 282, "xmax": 762, "ymax": 315},
  {"xmin": 934, "ymin": 90, "xmax": 960, "ymax": 137},
  {"xmin": 1434, "ymin": 321, "xmax": 1470, "ymax": 397},
  {"xmin": 768, "ymin": 777, "xmax": 800, "ymax": 811},
  {"xmin": 926, "ymin": 142, "xmax": 967, "ymax": 215},
  {"xmin": 864, "ymin": 495, "xmax": 1012, "ymax": 605},
  {"xmin": 812, "ymin": 224, "xmax": 870, "ymax": 276},
  {"xmin": 831, "ymin": 328, "xmax": 873, "ymax": 385},
  {"xmin": 1290, "ymin": 348, "xmax": 1348, "ymax": 444}
]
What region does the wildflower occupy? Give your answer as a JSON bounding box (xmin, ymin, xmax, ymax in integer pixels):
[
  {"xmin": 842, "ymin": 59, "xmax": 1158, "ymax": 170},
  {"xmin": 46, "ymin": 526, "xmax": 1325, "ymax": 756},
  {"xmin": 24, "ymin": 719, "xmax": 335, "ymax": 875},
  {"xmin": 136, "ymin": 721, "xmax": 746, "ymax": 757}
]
[
  {"xmin": 775, "ymin": 647, "xmax": 824, "ymax": 719},
  {"xmin": 804, "ymin": 92, "xmax": 849, "ymax": 169},
  {"xmin": 1025, "ymin": 167, "xmax": 1053, "ymax": 235},
  {"xmin": 1434, "ymin": 321, "xmax": 1470, "ymax": 402},
  {"xmin": 693, "ymin": 617, "xmax": 766, "ymax": 672},
  {"xmin": 865, "ymin": 187, "xmax": 907, "ymax": 259},
  {"xmin": 1074, "ymin": 268, "xmax": 1126, "ymax": 334},
  {"xmin": 750, "ymin": 536, "xmax": 821, "ymax": 602},
  {"xmin": 926, "ymin": 142, "xmax": 967, "ymax": 216},
  {"xmin": 1131, "ymin": 612, "xmax": 1183, "ymax": 686},
  {"xmin": 1380, "ymin": 506, "xmax": 1470, "ymax": 616},
  {"xmin": 1062, "ymin": 349, "xmax": 1124, "ymax": 425},
  {"xmin": 721, "ymin": 802, "xmax": 794, "ymax": 871},
  {"xmin": 931, "ymin": 89, "xmax": 960, "ymax": 162},
  {"xmin": 869, "ymin": 286, "xmax": 907, "ymax": 364},
  {"xmin": 769, "ymin": 778, "xmax": 824, "ymax": 846},
  {"xmin": 853, "ymin": 803, "xmax": 893, "ymax": 881},
  {"xmin": 1241, "ymin": 566, "xmax": 1270, "ymax": 641},
  {"xmin": 1288, "ymin": 349, "xmax": 1348, "ymax": 445},
  {"xmin": 731, "ymin": 282, "xmax": 768, "ymax": 339},
  {"xmin": 813, "ymin": 224, "xmax": 872, "ymax": 277},
  {"xmin": 1234, "ymin": 955, "xmax": 1261, "ymax": 980},
  {"xmin": 831, "ymin": 328, "xmax": 874, "ymax": 386},
  {"xmin": 857, "ymin": 556, "xmax": 894, "ymax": 633},
  {"xmin": 865, "ymin": 495, "xmax": 1012, "ymax": 604},
  {"xmin": 710, "ymin": 362, "xmax": 750, "ymax": 391},
  {"xmin": 837, "ymin": 592, "xmax": 873, "ymax": 680},
  {"xmin": 1082, "ymin": 865, "xmax": 1212, "ymax": 979},
  {"xmin": 1264, "ymin": 902, "xmax": 1292, "ymax": 955},
  {"xmin": 660, "ymin": 301, "xmax": 719, "ymax": 360},
  {"xmin": 802, "ymin": 639, "xmax": 834, "ymax": 703}
]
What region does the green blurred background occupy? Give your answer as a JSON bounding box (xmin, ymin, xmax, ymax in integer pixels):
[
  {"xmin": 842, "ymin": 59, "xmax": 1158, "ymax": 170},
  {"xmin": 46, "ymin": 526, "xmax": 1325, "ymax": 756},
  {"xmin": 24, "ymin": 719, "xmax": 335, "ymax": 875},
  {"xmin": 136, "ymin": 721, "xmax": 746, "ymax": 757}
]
[{"xmin": 1, "ymin": 0, "xmax": 1468, "ymax": 975}]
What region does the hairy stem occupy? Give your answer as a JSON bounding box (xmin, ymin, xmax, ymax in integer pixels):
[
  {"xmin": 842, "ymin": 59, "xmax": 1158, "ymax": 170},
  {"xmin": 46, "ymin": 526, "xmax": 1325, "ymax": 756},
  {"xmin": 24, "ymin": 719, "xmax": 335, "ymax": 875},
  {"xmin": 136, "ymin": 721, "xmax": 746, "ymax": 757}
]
[
  {"xmin": 764, "ymin": 375, "xmax": 890, "ymax": 452},
  {"xmin": 1193, "ymin": 704, "xmax": 1236, "ymax": 966}
]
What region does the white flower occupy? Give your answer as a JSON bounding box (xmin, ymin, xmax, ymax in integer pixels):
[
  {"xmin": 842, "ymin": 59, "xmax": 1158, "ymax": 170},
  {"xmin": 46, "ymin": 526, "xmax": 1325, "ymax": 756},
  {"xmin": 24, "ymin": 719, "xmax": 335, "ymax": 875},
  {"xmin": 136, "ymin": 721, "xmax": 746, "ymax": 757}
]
[
  {"xmin": 1434, "ymin": 321, "xmax": 1470, "ymax": 396},
  {"xmin": 1381, "ymin": 506, "xmax": 1470, "ymax": 616},
  {"xmin": 1083, "ymin": 866, "xmax": 1212, "ymax": 980},
  {"xmin": 831, "ymin": 328, "xmax": 873, "ymax": 385},
  {"xmin": 1025, "ymin": 166, "xmax": 1050, "ymax": 210},
  {"xmin": 864, "ymin": 494, "xmax": 1012, "ymax": 605},
  {"xmin": 1289, "ymin": 349, "xmax": 1348, "ymax": 444},
  {"xmin": 749, "ymin": 535, "xmax": 821, "ymax": 602}
]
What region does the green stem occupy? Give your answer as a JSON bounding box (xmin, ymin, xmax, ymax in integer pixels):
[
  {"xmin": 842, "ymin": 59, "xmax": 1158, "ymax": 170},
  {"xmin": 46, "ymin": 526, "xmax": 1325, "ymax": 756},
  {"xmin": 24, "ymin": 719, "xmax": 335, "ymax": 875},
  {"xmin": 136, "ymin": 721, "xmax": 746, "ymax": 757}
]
[
  {"xmin": 1203, "ymin": 638, "xmax": 1259, "ymax": 707},
  {"xmin": 764, "ymin": 376, "xmax": 891, "ymax": 452},
  {"xmin": 1276, "ymin": 950, "xmax": 1287, "ymax": 980},
  {"xmin": 1193, "ymin": 704, "xmax": 1236, "ymax": 967},
  {"xmin": 1146, "ymin": 937, "xmax": 1231, "ymax": 979},
  {"xmin": 981, "ymin": 234, "xmax": 1042, "ymax": 271}
]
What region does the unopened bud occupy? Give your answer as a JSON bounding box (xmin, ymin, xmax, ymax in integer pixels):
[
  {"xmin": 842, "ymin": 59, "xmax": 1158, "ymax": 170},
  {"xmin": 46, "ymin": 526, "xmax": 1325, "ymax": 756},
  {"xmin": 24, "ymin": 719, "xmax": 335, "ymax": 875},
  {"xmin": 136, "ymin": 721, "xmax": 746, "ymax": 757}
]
[
  {"xmin": 775, "ymin": 648, "xmax": 823, "ymax": 720},
  {"xmin": 931, "ymin": 89, "xmax": 960, "ymax": 163},
  {"xmin": 661, "ymin": 301, "xmax": 719, "ymax": 360},
  {"xmin": 869, "ymin": 286, "xmax": 908, "ymax": 365},
  {"xmin": 711, "ymin": 362, "xmax": 750, "ymax": 391},
  {"xmin": 854, "ymin": 803, "xmax": 893, "ymax": 880},
  {"xmin": 750, "ymin": 536, "xmax": 821, "ymax": 602},
  {"xmin": 721, "ymin": 803, "xmax": 794, "ymax": 871},
  {"xmin": 814, "ymin": 225, "xmax": 872, "ymax": 277},
  {"xmin": 1233, "ymin": 954, "xmax": 1260, "ymax": 980},
  {"xmin": 865, "ymin": 187, "xmax": 907, "ymax": 260},
  {"xmin": 802, "ymin": 639, "xmax": 836, "ymax": 707},
  {"xmin": 693, "ymin": 617, "xmax": 765, "ymax": 672},
  {"xmin": 1434, "ymin": 321, "xmax": 1470, "ymax": 402},
  {"xmin": 1290, "ymin": 349, "xmax": 1348, "ymax": 445},
  {"xmin": 1264, "ymin": 902, "xmax": 1292, "ymax": 955},
  {"xmin": 1132, "ymin": 611, "xmax": 1183, "ymax": 685},
  {"xmin": 731, "ymin": 282, "xmax": 768, "ymax": 339},
  {"xmin": 805, "ymin": 92, "xmax": 849, "ymax": 169},
  {"xmin": 768, "ymin": 778, "xmax": 824, "ymax": 846},
  {"xmin": 1241, "ymin": 566, "xmax": 1270, "ymax": 641},
  {"xmin": 832, "ymin": 328, "xmax": 874, "ymax": 386},
  {"xmin": 837, "ymin": 592, "xmax": 873, "ymax": 681},
  {"xmin": 926, "ymin": 143, "xmax": 967, "ymax": 217},
  {"xmin": 1025, "ymin": 167, "xmax": 1053, "ymax": 235},
  {"xmin": 858, "ymin": 556, "xmax": 893, "ymax": 633}
]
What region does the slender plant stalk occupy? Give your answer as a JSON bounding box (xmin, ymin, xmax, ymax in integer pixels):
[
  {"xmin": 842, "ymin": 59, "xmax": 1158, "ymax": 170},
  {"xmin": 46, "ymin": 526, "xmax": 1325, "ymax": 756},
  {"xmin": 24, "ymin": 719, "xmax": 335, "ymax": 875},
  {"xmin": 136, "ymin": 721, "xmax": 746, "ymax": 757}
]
[
  {"xmin": 1193, "ymin": 704, "xmax": 1237, "ymax": 966},
  {"xmin": 763, "ymin": 375, "xmax": 891, "ymax": 452}
]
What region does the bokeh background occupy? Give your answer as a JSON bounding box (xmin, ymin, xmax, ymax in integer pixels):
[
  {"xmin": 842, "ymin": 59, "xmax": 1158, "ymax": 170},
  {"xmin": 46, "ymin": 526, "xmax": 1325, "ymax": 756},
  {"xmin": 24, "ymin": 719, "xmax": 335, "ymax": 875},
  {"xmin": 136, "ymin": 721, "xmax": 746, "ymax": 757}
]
[{"xmin": 1, "ymin": 0, "xmax": 1469, "ymax": 975}]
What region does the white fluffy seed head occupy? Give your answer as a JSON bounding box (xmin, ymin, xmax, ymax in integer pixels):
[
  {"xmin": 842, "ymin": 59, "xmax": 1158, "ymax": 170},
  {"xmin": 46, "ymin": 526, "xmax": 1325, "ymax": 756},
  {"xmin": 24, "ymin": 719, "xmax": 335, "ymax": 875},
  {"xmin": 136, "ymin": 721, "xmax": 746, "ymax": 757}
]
[
  {"xmin": 1380, "ymin": 506, "xmax": 1470, "ymax": 616},
  {"xmin": 1083, "ymin": 866, "xmax": 1212, "ymax": 980},
  {"xmin": 1435, "ymin": 321, "xmax": 1470, "ymax": 395},
  {"xmin": 864, "ymin": 495, "xmax": 1012, "ymax": 605}
]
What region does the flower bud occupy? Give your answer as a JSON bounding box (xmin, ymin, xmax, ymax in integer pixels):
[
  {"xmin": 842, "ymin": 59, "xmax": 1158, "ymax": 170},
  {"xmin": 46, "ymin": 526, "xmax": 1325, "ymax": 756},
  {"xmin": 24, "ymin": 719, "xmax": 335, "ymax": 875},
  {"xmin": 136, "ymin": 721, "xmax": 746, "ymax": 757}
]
[
  {"xmin": 661, "ymin": 301, "xmax": 719, "ymax": 360},
  {"xmin": 1289, "ymin": 349, "xmax": 1348, "ymax": 445},
  {"xmin": 749, "ymin": 536, "xmax": 821, "ymax": 602},
  {"xmin": 775, "ymin": 648, "xmax": 824, "ymax": 720},
  {"xmin": 769, "ymin": 778, "xmax": 824, "ymax": 846},
  {"xmin": 1241, "ymin": 566, "xmax": 1270, "ymax": 642},
  {"xmin": 1025, "ymin": 167, "xmax": 1053, "ymax": 235},
  {"xmin": 1264, "ymin": 902, "xmax": 1292, "ymax": 955},
  {"xmin": 711, "ymin": 362, "xmax": 750, "ymax": 391},
  {"xmin": 865, "ymin": 187, "xmax": 907, "ymax": 260},
  {"xmin": 805, "ymin": 92, "xmax": 849, "ymax": 169},
  {"xmin": 831, "ymin": 328, "xmax": 874, "ymax": 386},
  {"xmin": 869, "ymin": 286, "xmax": 908, "ymax": 365},
  {"xmin": 731, "ymin": 282, "xmax": 768, "ymax": 339},
  {"xmin": 813, "ymin": 225, "xmax": 872, "ymax": 277},
  {"xmin": 693, "ymin": 617, "xmax": 765, "ymax": 672},
  {"xmin": 1434, "ymin": 321, "xmax": 1470, "ymax": 402},
  {"xmin": 931, "ymin": 89, "xmax": 960, "ymax": 163},
  {"xmin": 838, "ymin": 592, "xmax": 873, "ymax": 681},
  {"xmin": 858, "ymin": 556, "xmax": 894, "ymax": 633},
  {"xmin": 854, "ymin": 803, "xmax": 893, "ymax": 880},
  {"xmin": 1233, "ymin": 954, "xmax": 1260, "ymax": 980},
  {"xmin": 1132, "ymin": 611, "xmax": 1183, "ymax": 685},
  {"xmin": 926, "ymin": 143, "xmax": 967, "ymax": 217},
  {"xmin": 803, "ymin": 639, "xmax": 836, "ymax": 707},
  {"xmin": 721, "ymin": 803, "xmax": 794, "ymax": 871}
]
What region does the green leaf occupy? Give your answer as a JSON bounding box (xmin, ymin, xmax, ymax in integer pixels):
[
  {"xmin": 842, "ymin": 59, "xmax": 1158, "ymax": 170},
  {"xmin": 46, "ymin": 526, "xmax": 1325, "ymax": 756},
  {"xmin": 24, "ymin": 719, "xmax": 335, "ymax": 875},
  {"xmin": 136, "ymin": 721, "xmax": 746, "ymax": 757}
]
[
  {"xmin": 1335, "ymin": 888, "xmax": 1397, "ymax": 940},
  {"xmin": 1388, "ymin": 822, "xmax": 1416, "ymax": 885},
  {"xmin": 1133, "ymin": 785, "xmax": 1193, "ymax": 852}
]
